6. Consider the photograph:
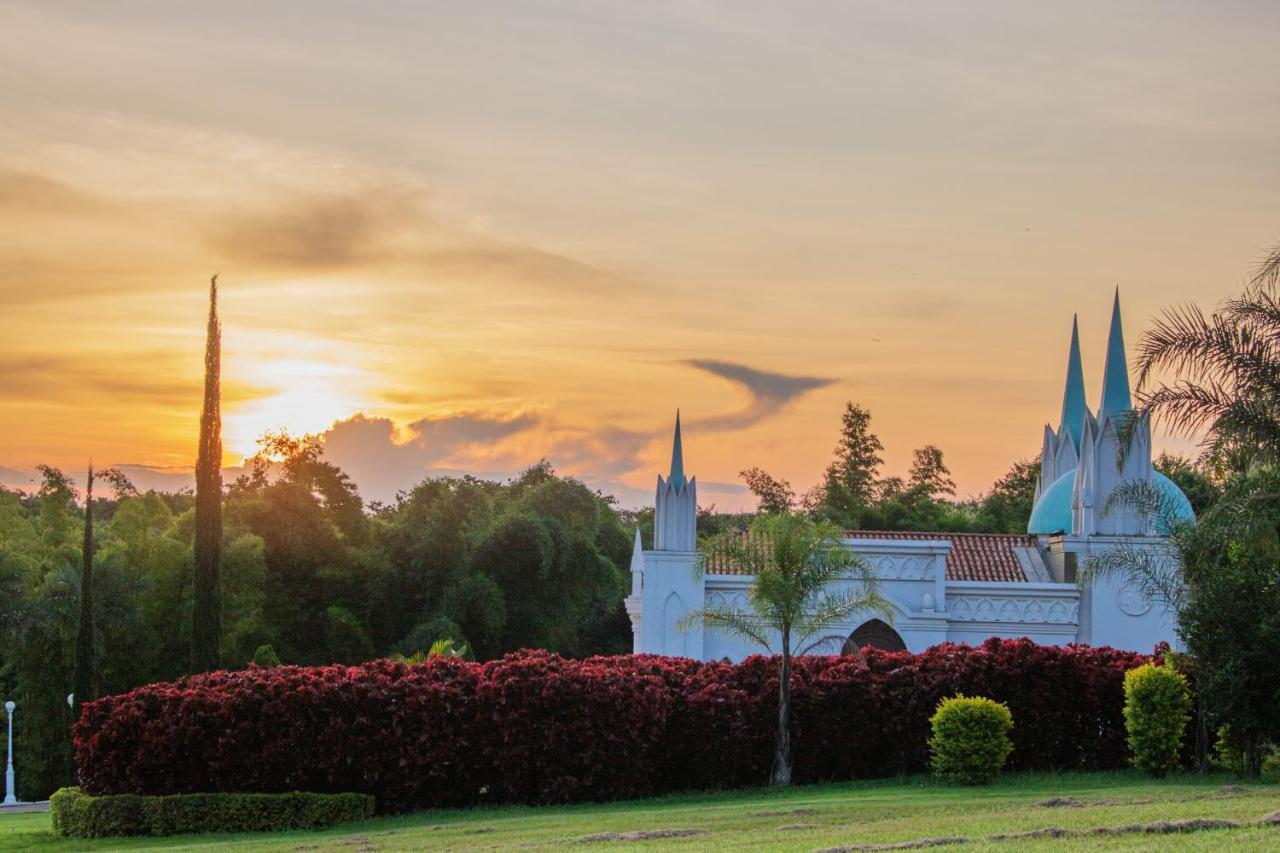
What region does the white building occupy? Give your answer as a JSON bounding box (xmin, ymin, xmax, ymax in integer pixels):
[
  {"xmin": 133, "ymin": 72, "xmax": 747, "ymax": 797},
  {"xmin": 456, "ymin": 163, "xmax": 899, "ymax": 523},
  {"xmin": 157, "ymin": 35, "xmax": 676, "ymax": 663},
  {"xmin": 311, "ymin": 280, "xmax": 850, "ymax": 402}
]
[{"xmin": 626, "ymin": 292, "xmax": 1190, "ymax": 659}]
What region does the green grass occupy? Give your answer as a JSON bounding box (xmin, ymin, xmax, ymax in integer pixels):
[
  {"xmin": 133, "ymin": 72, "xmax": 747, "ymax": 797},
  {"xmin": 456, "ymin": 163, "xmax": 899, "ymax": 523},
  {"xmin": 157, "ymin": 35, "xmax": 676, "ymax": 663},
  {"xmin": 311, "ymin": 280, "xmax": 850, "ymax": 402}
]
[{"xmin": 2, "ymin": 770, "xmax": 1278, "ymax": 851}]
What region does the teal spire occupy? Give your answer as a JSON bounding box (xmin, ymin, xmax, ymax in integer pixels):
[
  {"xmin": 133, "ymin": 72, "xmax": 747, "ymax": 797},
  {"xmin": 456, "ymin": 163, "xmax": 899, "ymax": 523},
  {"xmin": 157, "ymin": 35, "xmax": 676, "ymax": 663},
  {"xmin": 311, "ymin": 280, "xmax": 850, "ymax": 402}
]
[
  {"xmin": 1059, "ymin": 315, "xmax": 1087, "ymax": 450},
  {"xmin": 1099, "ymin": 288, "xmax": 1132, "ymax": 419},
  {"xmin": 668, "ymin": 410, "xmax": 686, "ymax": 490}
]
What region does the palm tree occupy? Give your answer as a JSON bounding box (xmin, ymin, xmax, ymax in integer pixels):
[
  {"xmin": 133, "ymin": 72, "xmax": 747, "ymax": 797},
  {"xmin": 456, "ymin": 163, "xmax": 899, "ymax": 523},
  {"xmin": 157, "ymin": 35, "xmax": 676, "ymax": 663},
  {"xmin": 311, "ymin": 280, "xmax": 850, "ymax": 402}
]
[
  {"xmin": 1133, "ymin": 243, "xmax": 1280, "ymax": 463},
  {"xmin": 684, "ymin": 512, "xmax": 889, "ymax": 785}
]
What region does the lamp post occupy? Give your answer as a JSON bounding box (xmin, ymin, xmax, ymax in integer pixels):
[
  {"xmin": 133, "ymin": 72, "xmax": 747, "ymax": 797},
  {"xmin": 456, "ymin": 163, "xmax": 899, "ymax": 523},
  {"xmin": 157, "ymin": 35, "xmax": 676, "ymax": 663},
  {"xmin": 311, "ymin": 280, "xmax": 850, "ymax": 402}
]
[{"xmin": 3, "ymin": 701, "xmax": 15, "ymax": 806}]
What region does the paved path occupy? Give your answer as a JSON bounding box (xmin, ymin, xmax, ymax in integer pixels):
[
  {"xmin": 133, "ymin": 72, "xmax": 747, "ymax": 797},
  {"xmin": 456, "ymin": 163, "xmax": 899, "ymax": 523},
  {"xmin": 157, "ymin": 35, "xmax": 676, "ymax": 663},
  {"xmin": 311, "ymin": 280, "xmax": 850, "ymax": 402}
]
[{"xmin": 0, "ymin": 801, "xmax": 49, "ymax": 814}]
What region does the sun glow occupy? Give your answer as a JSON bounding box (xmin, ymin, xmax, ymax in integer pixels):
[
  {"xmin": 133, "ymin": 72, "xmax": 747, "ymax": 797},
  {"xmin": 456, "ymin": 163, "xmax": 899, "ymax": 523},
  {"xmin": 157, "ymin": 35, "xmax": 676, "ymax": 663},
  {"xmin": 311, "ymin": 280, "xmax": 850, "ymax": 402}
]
[{"xmin": 224, "ymin": 358, "xmax": 375, "ymax": 460}]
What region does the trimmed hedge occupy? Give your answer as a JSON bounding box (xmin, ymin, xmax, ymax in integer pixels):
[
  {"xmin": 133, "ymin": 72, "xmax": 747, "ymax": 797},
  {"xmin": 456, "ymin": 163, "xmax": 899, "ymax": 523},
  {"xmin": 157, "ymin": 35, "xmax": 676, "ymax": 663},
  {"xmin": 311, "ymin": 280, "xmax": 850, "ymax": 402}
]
[
  {"xmin": 50, "ymin": 787, "xmax": 374, "ymax": 838},
  {"xmin": 928, "ymin": 695, "xmax": 1014, "ymax": 784},
  {"xmin": 76, "ymin": 639, "xmax": 1160, "ymax": 811}
]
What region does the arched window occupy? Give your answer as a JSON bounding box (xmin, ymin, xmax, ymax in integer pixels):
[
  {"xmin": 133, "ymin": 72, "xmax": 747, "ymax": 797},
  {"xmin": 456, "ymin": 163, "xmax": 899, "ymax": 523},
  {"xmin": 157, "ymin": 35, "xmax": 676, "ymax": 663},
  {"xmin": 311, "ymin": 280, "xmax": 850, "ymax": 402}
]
[{"xmin": 844, "ymin": 619, "xmax": 906, "ymax": 654}]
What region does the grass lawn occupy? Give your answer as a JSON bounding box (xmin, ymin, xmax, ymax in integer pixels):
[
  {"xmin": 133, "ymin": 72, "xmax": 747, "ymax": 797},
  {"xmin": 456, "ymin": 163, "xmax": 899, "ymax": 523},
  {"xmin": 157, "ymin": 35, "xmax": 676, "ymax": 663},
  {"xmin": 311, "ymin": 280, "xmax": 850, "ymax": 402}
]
[{"xmin": 1, "ymin": 770, "xmax": 1277, "ymax": 852}]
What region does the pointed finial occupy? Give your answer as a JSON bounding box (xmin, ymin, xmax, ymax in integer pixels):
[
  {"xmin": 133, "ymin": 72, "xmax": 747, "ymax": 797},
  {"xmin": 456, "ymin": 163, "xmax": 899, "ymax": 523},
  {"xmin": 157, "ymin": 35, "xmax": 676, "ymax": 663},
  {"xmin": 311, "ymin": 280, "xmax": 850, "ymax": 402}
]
[
  {"xmin": 1058, "ymin": 314, "xmax": 1087, "ymax": 450},
  {"xmin": 630, "ymin": 526, "xmax": 644, "ymax": 571},
  {"xmin": 669, "ymin": 409, "xmax": 686, "ymax": 490},
  {"xmin": 1099, "ymin": 288, "xmax": 1132, "ymax": 419}
]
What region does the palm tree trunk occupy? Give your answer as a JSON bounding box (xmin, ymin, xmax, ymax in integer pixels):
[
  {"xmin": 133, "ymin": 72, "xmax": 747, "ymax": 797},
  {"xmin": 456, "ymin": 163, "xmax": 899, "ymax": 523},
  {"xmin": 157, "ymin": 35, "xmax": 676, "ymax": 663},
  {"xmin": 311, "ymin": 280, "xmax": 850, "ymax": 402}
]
[{"xmin": 771, "ymin": 626, "xmax": 793, "ymax": 786}]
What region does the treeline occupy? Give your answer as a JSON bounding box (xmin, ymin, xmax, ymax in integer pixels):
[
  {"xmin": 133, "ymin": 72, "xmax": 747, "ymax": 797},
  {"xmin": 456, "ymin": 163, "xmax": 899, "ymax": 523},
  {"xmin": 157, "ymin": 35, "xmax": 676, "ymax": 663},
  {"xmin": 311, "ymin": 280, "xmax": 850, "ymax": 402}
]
[
  {"xmin": 0, "ymin": 437, "xmax": 632, "ymax": 799},
  {"xmin": 735, "ymin": 402, "xmax": 1218, "ymax": 532}
]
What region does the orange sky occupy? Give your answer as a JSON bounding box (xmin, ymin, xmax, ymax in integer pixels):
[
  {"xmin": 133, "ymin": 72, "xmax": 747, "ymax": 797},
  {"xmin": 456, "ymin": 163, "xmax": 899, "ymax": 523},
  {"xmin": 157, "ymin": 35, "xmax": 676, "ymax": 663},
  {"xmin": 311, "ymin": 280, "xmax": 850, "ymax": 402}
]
[{"xmin": 2, "ymin": 2, "xmax": 1278, "ymax": 507}]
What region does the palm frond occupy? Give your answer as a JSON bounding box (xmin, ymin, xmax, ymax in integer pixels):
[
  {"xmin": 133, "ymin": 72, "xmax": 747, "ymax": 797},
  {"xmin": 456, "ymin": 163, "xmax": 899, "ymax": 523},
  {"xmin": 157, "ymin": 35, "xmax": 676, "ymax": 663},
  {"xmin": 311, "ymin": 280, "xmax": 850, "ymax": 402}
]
[
  {"xmin": 1247, "ymin": 245, "xmax": 1280, "ymax": 289},
  {"xmin": 681, "ymin": 606, "xmax": 773, "ymax": 651}
]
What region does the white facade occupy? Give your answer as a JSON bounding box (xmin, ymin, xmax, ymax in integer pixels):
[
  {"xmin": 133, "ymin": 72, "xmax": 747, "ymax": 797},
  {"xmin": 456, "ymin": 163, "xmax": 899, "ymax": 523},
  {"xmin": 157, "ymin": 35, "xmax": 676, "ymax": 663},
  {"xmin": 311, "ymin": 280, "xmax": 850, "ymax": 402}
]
[{"xmin": 626, "ymin": 294, "xmax": 1185, "ymax": 660}]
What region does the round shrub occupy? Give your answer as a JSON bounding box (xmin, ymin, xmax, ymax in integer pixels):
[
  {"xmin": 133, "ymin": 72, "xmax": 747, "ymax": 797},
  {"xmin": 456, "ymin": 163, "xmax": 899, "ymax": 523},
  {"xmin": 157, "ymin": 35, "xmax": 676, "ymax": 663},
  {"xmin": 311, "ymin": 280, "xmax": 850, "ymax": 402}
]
[
  {"xmin": 1123, "ymin": 663, "xmax": 1190, "ymax": 777},
  {"xmin": 928, "ymin": 694, "xmax": 1014, "ymax": 784}
]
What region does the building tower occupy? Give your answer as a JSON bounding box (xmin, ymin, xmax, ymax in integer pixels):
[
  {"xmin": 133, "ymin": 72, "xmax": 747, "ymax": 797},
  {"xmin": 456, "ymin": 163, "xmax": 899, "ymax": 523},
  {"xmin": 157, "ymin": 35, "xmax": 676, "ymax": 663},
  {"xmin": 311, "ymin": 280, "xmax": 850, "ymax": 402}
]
[
  {"xmin": 630, "ymin": 411, "xmax": 705, "ymax": 658},
  {"xmin": 654, "ymin": 410, "xmax": 697, "ymax": 551}
]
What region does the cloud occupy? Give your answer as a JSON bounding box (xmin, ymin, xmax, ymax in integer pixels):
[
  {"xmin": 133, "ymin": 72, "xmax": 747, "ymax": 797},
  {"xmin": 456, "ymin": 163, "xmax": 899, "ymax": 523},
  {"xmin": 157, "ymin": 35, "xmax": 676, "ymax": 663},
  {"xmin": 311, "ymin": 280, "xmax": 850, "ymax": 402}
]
[
  {"xmin": 685, "ymin": 359, "xmax": 835, "ymax": 430},
  {"xmin": 316, "ymin": 412, "xmax": 539, "ymax": 501}
]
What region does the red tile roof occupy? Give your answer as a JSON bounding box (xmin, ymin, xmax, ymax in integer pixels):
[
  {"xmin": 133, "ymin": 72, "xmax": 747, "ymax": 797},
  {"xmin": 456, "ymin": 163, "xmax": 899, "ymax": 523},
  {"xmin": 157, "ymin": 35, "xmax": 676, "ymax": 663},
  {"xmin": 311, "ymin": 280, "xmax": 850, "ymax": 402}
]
[{"xmin": 705, "ymin": 530, "xmax": 1033, "ymax": 584}]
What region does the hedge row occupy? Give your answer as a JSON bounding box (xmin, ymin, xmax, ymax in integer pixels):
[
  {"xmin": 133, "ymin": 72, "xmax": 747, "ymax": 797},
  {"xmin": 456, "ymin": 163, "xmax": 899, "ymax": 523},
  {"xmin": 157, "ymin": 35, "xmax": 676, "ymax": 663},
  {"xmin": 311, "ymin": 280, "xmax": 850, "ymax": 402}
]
[
  {"xmin": 76, "ymin": 639, "xmax": 1155, "ymax": 811},
  {"xmin": 50, "ymin": 788, "xmax": 374, "ymax": 837}
]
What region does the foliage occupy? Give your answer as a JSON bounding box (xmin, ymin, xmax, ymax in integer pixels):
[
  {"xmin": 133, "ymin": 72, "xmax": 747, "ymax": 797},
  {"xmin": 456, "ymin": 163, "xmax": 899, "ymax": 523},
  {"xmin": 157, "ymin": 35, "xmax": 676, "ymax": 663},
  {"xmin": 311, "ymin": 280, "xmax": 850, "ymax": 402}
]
[
  {"xmin": 75, "ymin": 639, "xmax": 1159, "ymax": 810},
  {"xmin": 193, "ymin": 275, "xmax": 223, "ymax": 674},
  {"xmin": 812, "ymin": 403, "xmax": 884, "ymax": 526},
  {"xmin": 802, "ymin": 402, "xmax": 1037, "ymax": 533},
  {"xmin": 1176, "ymin": 464, "xmax": 1280, "ymax": 778},
  {"xmin": 1122, "ymin": 663, "xmax": 1190, "ymax": 777},
  {"xmin": 974, "ymin": 457, "xmax": 1040, "ymax": 533},
  {"xmin": 740, "ymin": 467, "xmax": 796, "ymax": 513},
  {"xmin": 928, "ymin": 695, "xmax": 1014, "ymax": 785},
  {"xmin": 1154, "ymin": 453, "xmax": 1220, "ymax": 515},
  {"xmin": 251, "ymin": 644, "xmax": 281, "ymax": 667},
  {"xmin": 1, "ymin": 448, "xmax": 628, "ymax": 799},
  {"xmin": 50, "ymin": 787, "xmax": 374, "ymax": 838},
  {"xmin": 686, "ymin": 512, "xmax": 888, "ymax": 784},
  {"xmin": 1133, "ymin": 245, "xmax": 1280, "ymax": 466}
]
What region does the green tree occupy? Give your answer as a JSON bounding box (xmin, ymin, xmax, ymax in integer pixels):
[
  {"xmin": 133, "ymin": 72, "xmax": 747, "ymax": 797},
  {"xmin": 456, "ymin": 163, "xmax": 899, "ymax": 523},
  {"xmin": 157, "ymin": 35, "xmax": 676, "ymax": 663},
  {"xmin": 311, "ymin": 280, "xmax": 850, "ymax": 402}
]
[
  {"xmin": 684, "ymin": 512, "xmax": 888, "ymax": 785},
  {"xmin": 1154, "ymin": 453, "xmax": 1220, "ymax": 515},
  {"xmin": 1177, "ymin": 466, "xmax": 1280, "ymax": 778},
  {"xmin": 976, "ymin": 457, "xmax": 1039, "ymax": 533},
  {"xmin": 740, "ymin": 467, "xmax": 795, "ymax": 514},
  {"xmin": 814, "ymin": 403, "xmax": 884, "ymax": 526},
  {"xmin": 907, "ymin": 445, "xmax": 955, "ymax": 499},
  {"xmin": 192, "ymin": 275, "xmax": 223, "ymax": 672}
]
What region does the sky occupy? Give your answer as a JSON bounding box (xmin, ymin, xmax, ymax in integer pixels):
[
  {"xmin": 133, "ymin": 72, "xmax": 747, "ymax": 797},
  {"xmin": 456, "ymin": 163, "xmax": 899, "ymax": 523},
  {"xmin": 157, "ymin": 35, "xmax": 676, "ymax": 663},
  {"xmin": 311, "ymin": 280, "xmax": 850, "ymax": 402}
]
[{"xmin": 1, "ymin": 1, "xmax": 1278, "ymax": 508}]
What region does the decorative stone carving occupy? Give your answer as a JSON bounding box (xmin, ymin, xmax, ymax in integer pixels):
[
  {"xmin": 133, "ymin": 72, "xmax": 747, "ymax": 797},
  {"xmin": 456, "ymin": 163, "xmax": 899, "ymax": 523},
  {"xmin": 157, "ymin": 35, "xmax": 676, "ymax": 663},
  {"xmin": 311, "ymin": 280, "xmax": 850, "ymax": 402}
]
[
  {"xmin": 1116, "ymin": 581, "xmax": 1152, "ymax": 617},
  {"xmin": 946, "ymin": 595, "xmax": 1078, "ymax": 624},
  {"xmin": 864, "ymin": 554, "xmax": 937, "ymax": 581}
]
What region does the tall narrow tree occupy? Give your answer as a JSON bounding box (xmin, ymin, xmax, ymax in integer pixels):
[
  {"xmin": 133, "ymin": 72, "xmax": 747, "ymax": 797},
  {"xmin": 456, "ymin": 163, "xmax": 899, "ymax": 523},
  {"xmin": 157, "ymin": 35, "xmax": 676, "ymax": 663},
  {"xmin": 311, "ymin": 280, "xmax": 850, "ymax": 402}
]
[
  {"xmin": 192, "ymin": 275, "xmax": 223, "ymax": 672},
  {"xmin": 72, "ymin": 464, "xmax": 95, "ymax": 717}
]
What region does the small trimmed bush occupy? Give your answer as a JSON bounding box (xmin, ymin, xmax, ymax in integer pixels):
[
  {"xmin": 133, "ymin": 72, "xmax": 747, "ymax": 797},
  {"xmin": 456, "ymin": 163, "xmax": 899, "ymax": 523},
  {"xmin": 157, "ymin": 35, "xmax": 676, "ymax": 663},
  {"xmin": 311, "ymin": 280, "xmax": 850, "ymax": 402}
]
[
  {"xmin": 50, "ymin": 787, "xmax": 374, "ymax": 838},
  {"xmin": 929, "ymin": 695, "xmax": 1014, "ymax": 785},
  {"xmin": 1123, "ymin": 663, "xmax": 1190, "ymax": 777}
]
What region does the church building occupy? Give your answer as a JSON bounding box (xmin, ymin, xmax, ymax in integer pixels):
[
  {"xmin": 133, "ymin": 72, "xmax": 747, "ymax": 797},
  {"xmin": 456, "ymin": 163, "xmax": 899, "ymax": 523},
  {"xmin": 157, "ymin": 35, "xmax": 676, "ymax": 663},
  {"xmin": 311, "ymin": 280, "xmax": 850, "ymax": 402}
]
[{"xmin": 625, "ymin": 292, "xmax": 1191, "ymax": 658}]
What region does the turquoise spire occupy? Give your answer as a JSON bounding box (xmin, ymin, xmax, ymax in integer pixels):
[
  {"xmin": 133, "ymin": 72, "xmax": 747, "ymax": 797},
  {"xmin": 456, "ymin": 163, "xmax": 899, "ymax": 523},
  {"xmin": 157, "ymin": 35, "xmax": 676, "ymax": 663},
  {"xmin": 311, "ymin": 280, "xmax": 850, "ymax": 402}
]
[
  {"xmin": 1059, "ymin": 315, "xmax": 1087, "ymax": 450},
  {"xmin": 668, "ymin": 410, "xmax": 686, "ymax": 490},
  {"xmin": 1099, "ymin": 288, "xmax": 1132, "ymax": 420}
]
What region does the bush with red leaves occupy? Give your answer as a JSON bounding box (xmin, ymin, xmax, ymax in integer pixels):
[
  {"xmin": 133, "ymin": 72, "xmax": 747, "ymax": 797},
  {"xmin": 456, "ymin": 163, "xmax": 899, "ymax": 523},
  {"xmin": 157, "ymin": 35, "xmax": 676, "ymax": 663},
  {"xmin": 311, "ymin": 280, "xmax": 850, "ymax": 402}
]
[{"xmin": 75, "ymin": 639, "xmax": 1159, "ymax": 811}]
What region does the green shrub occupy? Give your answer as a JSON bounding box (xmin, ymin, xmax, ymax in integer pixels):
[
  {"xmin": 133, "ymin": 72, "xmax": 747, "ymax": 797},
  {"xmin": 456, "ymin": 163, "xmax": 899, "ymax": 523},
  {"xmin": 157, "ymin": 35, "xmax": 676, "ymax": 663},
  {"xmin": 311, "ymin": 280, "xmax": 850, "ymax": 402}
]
[
  {"xmin": 928, "ymin": 694, "xmax": 1014, "ymax": 785},
  {"xmin": 50, "ymin": 787, "xmax": 374, "ymax": 838},
  {"xmin": 252, "ymin": 643, "xmax": 282, "ymax": 667},
  {"xmin": 1123, "ymin": 663, "xmax": 1190, "ymax": 777}
]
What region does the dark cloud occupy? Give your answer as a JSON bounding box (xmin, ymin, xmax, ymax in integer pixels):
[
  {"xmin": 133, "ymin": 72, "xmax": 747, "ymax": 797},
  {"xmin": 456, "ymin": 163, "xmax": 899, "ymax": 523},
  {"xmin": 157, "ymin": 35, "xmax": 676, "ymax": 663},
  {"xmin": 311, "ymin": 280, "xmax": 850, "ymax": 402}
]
[
  {"xmin": 685, "ymin": 358, "xmax": 835, "ymax": 430},
  {"xmin": 206, "ymin": 184, "xmax": 632, "ymax": 292},
  {"xmin": 207, "ymin": 185, "xmax": 423, "ymax": 270}
]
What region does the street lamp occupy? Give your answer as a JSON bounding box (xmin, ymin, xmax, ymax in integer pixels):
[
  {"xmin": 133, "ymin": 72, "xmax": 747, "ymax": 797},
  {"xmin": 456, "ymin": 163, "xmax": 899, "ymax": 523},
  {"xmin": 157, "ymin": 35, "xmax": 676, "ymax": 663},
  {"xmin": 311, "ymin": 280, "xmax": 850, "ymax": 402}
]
[{"xmin": 3, "ymin": 701, "xmax": 15, "ymax": 806}]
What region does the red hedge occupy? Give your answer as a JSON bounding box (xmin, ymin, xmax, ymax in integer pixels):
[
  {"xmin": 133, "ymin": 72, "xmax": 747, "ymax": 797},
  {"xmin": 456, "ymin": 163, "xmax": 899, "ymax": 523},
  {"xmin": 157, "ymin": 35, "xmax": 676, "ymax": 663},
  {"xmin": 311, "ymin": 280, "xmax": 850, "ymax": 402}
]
[{"xmin": 75, "ymin": 639, "xmax": 1156, "ymax": 811}]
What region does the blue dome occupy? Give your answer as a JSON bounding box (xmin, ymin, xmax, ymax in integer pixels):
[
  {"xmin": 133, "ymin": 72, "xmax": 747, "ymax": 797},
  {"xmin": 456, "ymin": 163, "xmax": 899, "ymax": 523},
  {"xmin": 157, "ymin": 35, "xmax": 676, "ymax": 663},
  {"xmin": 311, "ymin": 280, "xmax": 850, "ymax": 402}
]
[{"xmin": 1027, "ymin": 470, "xmax": 1194, "ymax": 535}]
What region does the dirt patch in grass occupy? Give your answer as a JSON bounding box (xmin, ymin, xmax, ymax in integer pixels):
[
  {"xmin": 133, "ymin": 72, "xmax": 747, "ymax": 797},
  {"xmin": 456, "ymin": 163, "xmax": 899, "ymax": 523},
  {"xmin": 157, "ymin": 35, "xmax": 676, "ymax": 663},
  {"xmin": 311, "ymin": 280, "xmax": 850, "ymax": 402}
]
[
  {"xmin": 779, "ymin": 823, "xmax": 818, "ymax": 831},
  {"xmin": 817, "ymin": 810, "xmax": 1275, "ymax": 851},
  {"xmin": 570, "ymin": 828, "xmax": 706, "ymax": 843},
  {"xmin": 816, "ymin": 838, "xmax": 968, "ymax": 851},
  {"xmin": 754, "ymin": 807, "xmax": 817, "ymax": 817}
]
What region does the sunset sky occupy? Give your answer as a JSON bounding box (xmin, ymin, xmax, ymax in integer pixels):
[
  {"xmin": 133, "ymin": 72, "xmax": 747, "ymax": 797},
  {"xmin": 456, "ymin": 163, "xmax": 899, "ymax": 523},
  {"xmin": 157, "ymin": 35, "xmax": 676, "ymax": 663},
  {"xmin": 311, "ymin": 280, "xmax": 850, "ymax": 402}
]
[{"xmin": 2, "ymin": 2, "xmax": 1278, "ymax": 508}]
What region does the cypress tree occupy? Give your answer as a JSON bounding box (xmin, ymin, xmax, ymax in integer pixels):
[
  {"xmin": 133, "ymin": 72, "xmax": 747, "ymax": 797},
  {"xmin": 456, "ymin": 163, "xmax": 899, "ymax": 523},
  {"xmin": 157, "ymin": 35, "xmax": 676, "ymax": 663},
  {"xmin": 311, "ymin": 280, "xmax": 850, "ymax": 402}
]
[
  {"xmin": 192, "ymin": 275, "xmax": 223, "ymax": 672},
  {"xmin": 72, "ymin": 464, "xmax": 95, "ymax": 717}
]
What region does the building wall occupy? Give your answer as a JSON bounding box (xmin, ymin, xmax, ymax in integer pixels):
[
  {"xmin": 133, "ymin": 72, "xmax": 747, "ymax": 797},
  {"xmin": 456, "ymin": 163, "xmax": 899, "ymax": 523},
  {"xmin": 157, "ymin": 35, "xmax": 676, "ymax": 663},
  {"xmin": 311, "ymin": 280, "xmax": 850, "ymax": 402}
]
[{"xmin": 632, "ymin": 536, "xmax": 1178, "ymax": 661}]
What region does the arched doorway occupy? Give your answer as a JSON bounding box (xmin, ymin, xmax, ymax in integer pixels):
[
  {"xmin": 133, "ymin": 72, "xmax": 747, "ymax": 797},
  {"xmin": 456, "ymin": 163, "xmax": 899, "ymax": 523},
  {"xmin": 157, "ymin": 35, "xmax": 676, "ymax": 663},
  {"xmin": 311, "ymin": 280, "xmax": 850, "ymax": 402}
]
[{"xmin": 843, "ymin": 618, "xmax": 906, "ymax": 654}]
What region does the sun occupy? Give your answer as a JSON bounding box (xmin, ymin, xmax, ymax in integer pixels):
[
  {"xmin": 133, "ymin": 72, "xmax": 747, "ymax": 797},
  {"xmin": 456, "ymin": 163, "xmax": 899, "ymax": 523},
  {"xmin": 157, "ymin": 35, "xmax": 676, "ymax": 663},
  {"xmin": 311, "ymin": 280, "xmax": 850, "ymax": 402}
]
[{"xmin": 224, "ymin": 358, "xmax": 373, "ymax": 460}]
